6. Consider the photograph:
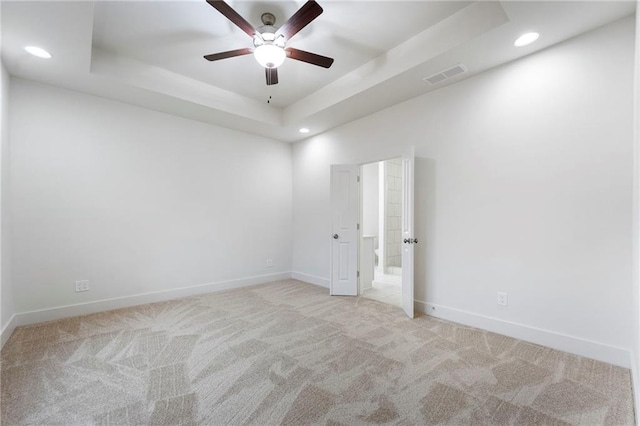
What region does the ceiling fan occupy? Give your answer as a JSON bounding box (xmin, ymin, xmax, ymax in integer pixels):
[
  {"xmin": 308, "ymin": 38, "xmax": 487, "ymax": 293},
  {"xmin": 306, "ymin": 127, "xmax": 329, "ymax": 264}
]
[{"xmin": 204, "ymin": 0, "xmax": 334, "ymax": 86}]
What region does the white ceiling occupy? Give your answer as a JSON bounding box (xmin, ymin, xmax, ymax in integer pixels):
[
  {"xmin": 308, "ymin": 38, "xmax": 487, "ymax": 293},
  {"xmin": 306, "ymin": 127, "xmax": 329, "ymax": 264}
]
[{"xmin": 1, "ymin": 0, "xmax": 636, "ymax": 142}]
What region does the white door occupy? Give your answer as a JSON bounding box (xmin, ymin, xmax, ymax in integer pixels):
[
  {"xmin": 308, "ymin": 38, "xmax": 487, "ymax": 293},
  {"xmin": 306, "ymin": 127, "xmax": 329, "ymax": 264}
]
[
  {"xmin": 330, "ymin": 164, "xmax": 359, "ymax": 296},
  {"xmin": 401, "ymin": 147, "xmax": 416, "ymax": 318}
]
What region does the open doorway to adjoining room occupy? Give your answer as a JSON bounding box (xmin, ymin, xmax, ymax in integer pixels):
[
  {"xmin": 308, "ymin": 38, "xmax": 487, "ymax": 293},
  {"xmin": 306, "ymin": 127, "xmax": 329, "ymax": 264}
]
[{"xmin": 360, "ymin": 158, "xmax": 403, "ymax": 307}]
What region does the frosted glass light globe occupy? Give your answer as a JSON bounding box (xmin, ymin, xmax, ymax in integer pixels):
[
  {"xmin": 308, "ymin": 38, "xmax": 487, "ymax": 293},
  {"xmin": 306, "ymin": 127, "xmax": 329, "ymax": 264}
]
[{"xmin": 254, "ymin": 45, "xmax": 286, "ymax": 69}]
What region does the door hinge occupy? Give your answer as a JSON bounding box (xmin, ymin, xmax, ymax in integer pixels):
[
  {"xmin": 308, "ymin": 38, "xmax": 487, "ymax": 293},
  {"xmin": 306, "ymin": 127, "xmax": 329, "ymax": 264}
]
[
  {"xmin": 357, "ymin": 223, "xmax": 360, "ymax": 230},
  {"xmin": 357, "ymin": 176, "xmax": 360, "ymax": 182},
  {"xmin": 357, "ymin": 271, "xmax": 360, "ymax": 278}
]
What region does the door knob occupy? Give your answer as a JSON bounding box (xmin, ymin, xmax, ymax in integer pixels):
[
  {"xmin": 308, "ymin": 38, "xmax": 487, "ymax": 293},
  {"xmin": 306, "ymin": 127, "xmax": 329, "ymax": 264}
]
[
  {"xmin": 413, "ymin": 238, "xmax": 419, "ymax": 244},
  {"xmin": 333, "ymin": 234, "xmax": 339, "ymax": 239},
  {"xmin": 404, "ymin": 238, "xmax": 410, "ymax": 243}
]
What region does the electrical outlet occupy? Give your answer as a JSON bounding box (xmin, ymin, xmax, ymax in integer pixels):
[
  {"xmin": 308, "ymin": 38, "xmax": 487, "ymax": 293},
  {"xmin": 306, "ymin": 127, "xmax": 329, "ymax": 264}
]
[
  {"xmin": 497, "ymin": 292, "xmax": 508, "ymax": 306},
  {"xmin": 266, "ymin": 259, "xmax": 274, "ymax": 268},
  {"xmin": 75, "ymin": 280, "xmax": 90, "ymax": 292}
]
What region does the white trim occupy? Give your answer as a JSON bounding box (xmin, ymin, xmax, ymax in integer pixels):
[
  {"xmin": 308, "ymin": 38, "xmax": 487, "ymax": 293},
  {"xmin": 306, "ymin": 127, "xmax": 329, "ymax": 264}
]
[
  {"xmin": 1, "ymin": 314, "xmax": 17, "ymax": 348},
  {"xmin": 630, "ymin": 349, "xmax": 640, "ymax": 425},
  {"xmin": 291, "ymin": 271, "xmax": 329, "ymax": 288},
  {"xmin": 15, "ymin": 272, "xmax": 292, "ymax": 327},
  {"xmin": 416, "ymin": 300, "xmax": 632, "ymax": 368}
]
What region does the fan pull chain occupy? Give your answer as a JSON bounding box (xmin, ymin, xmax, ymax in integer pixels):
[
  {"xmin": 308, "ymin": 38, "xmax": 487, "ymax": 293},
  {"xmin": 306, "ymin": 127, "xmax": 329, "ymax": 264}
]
[{"xmin": 267, "ymin": 83, "xmax": 273, "ymax": 104}]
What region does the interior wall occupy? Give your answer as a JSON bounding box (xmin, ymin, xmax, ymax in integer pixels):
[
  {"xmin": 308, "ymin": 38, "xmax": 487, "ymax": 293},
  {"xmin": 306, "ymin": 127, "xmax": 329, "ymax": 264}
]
[
  {"xmin": 9, "ymin": 78, "xmax": 292, "ymax": 313},
  {"xmin": 1, "ymin": 61, "xmax": 14, "ymax": 335},
  {"xmin": 292, "ymin": 17, "xmax": 635, "ymax": 363}
]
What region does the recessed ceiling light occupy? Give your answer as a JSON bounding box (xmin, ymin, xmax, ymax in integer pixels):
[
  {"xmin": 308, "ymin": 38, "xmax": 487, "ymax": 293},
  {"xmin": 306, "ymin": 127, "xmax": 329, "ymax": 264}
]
[
  {"xmin": 299, "ymin": 128, "xmax": 310, "ymax": 134},
  {"xmin": 24, "ymin": 46, "xmax": 52, "ymax": 59},
  {"xmin": 514, "ymin": 32, "xmax": 539, "ymax": 47}
]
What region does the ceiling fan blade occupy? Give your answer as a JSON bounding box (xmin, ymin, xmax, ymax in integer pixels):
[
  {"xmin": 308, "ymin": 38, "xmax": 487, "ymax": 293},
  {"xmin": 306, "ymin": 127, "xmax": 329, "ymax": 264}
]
[
  {"xmin": 285, "ymin": 47, "xmax": 334, "ymax": 68},
  {"xmin": 266, "ymin": 67, "xmax": 279, "ymax": 85},
  {"xmin": 206, "ymin": 0, "xmax": 255, "ymax": 38},
  {"xmin": 275, "ymin": 1, "xmax": 323, "ymax": 41},
  {"xmin": 204, "ymin": 48, "xmax": 253, "ymax": 61}
]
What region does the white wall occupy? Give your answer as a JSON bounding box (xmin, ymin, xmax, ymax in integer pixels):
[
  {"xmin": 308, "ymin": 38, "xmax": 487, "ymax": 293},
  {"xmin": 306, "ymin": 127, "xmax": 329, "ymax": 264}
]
[
  {"xmin": 10, "ymin": 79, "xmax": 292, "ymax": 314},
  {"xmin": 1, "ymin": 61, "xmax": 15, "ymax": 340},
  {"xmin": 292, "ymin": 17, "xmax": 635, "ymax": 365},
  {"xmin": 361, "ymin": 162, "xmax": 379, "ymax": 238}
]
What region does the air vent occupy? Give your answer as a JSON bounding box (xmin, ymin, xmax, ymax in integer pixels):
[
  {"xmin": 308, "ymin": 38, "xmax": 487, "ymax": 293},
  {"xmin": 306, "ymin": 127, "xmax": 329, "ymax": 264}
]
[
  {"xmin": 423, "ymin": 64, "xmax": 467, "ymax": 86},
  {"xmin": 424, "ymin": 73, "xmax": 447, "ymax": 85}
]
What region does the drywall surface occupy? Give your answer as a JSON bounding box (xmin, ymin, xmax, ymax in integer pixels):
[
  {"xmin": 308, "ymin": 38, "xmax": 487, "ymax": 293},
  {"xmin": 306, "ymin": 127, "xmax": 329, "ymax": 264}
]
[
  {"xmin": 292, "ymin": 17, "xmax": 635, "ymax": 358},
  {"xmin": 10, "ymin": 79, "xmax": 292, "ymax": 312},
  {"xmin": 1, "ymin": 61, "xmax": 14, "ymax": 333}
]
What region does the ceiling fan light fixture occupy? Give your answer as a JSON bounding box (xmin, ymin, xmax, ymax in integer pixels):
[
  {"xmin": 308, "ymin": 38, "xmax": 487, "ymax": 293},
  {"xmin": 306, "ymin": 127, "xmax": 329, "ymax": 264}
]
[
  {"xmin": 204, "ymin": 0, "xmax": 333, "ymax": 84},
  {"xmin": 514, "ymin": 32, "xmax": 539, "ymax": 47},
  {"xmin": 254, "ymin": 44, "xmax": 286, "ymax": 69}
]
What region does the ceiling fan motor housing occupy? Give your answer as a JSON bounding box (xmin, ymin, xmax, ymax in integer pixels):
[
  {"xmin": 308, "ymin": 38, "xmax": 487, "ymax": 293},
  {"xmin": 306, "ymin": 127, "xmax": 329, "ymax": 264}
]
[
  {"xmin": 256, "ymin": 12, "xmax": 280, "ymax": 42},
  {"xmin": 255, "ymin": 25, "xmax": 280, "ymax": 42}
]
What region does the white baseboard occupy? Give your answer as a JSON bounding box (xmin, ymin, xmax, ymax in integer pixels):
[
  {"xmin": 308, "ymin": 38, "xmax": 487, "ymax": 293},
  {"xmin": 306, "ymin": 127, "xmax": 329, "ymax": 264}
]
[
  {"xmin": 630, "ymin": 350, "xmax": 640, "ymax": 424},
  {"xmin": 9, "ymin": 275, "xmax": 632, "ymax": 371},
  {"xmin": 416, "ymin": 300, "xmax": 632, "ymax": 368},
  {"xmin": 15, "ymin": 272, "xmax": 293, "ymax": 327},
  {"xmin": 1, "ymin": 314, "xmax": 17, "ymax": 348},
  {"xmin": 291, "ymin": 271, "xmax": 329, "ymax": 288}
]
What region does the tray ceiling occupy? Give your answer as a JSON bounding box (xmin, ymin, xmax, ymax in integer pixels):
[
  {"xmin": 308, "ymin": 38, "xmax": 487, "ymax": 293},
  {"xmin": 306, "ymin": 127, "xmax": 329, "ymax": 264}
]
[{"xmin": 1, "ymin": 1, "xmax": 636, "ymax": 142}]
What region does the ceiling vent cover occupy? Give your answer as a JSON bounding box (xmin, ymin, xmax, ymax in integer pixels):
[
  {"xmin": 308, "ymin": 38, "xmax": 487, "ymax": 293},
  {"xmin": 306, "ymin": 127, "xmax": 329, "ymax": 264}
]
[{"xmin": 423, "ymin": 64, "xmax": 467, "ymax": 85}]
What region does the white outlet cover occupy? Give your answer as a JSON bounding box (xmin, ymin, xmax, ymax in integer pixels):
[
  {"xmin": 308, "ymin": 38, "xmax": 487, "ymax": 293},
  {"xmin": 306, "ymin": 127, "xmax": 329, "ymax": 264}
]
[
  {"xmin": 75, "ymin": 280, "xmax": 90, "ymax": 292},
  {"xmin": 266, "ymin": 259, "xmax": 274, "ymax": 267},
  {"xmin": 497, "ymin": 292, "xmax": 508, "ymax": 306}
]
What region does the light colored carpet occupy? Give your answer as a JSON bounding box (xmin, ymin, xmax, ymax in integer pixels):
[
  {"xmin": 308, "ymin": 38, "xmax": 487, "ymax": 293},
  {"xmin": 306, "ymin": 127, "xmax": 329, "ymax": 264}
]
[{"xmin": 1, "ymin": 279, "xmax": 635, "ymax": 425}]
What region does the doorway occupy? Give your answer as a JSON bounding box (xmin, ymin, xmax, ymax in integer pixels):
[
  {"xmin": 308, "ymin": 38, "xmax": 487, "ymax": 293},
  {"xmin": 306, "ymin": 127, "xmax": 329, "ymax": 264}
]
[
  {"xmin": 329, "ymin": 146, "xmax": 414, "ymax": 318},
  {"xmin": 360, "ymin": 159, "xmax": 403, "ymax": 307}
]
